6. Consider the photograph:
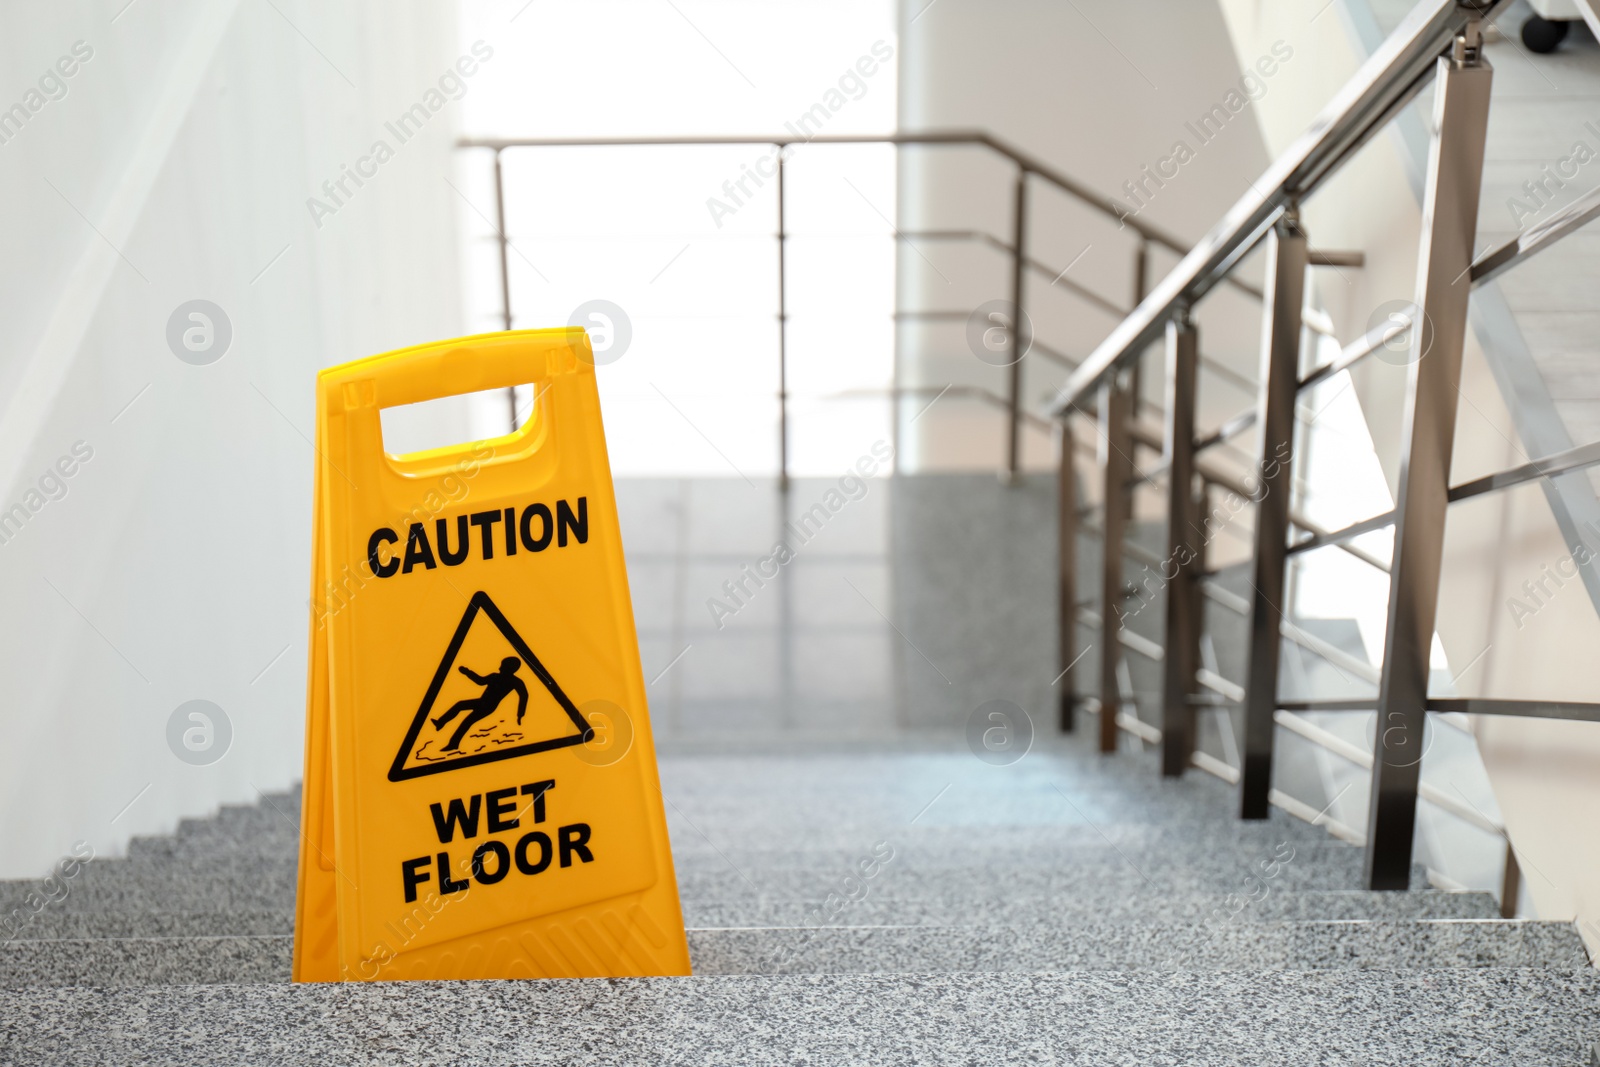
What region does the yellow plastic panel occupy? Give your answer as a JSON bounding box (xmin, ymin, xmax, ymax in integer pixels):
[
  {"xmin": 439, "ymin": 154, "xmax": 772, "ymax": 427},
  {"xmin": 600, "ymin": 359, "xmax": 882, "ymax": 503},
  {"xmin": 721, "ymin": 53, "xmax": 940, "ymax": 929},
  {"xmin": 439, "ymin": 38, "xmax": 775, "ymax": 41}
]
[{"xmin": 293, "ymin": 329, "xmax": 689, "ymax": 982}]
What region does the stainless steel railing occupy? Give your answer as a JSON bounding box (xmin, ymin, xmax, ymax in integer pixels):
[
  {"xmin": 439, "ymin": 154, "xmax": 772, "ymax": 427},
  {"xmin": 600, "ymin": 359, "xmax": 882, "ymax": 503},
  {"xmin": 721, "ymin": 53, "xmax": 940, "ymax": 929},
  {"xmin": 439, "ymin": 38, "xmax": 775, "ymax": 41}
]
[
  {"xmin": 1053, "ymin": 0, "xmax": 1600, "ymax": 894},
  {"xmin": 462, "ymin": 5, "xmax": 1600, "ymax": 899},
  {"xmin": 459, "ymin": 130, "xmax": 1256, "ymax": 486}
]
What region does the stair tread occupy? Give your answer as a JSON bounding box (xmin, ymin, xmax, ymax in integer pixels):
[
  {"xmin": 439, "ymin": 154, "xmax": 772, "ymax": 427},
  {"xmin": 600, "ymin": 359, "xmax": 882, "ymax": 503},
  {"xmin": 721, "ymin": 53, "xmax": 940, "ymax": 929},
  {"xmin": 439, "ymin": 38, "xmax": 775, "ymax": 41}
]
[
  {"xmin": 1, "ymin": 920, "xmax": 1585, "ymax": 987},
  {"xmin": 2, "ymin": 882, "xmax": 1503, "ymax": 942},
  {"xmin": 2, "ymin": 970, "xmax": 1595, "ymax": 1065}
]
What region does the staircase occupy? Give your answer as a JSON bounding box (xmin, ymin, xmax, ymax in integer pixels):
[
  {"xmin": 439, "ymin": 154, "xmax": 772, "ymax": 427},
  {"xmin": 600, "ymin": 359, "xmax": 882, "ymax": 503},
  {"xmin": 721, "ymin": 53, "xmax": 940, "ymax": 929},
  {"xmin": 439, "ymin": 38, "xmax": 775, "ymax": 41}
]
[{"xmin": 2, "ymin": 726, "xmax": 1595, "ymax": 1062}]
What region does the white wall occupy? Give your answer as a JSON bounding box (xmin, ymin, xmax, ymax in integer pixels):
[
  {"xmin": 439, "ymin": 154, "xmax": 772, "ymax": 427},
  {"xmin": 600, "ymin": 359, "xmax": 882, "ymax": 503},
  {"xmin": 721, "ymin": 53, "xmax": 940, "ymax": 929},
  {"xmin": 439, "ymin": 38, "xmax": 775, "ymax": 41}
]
[
  {"xmin": 0, "ymin": 1, "xmax": 473, "ymax": 877},
  {"xmin": 895, "ymin": 0, "xmax": 1275, "ymax": 473}
]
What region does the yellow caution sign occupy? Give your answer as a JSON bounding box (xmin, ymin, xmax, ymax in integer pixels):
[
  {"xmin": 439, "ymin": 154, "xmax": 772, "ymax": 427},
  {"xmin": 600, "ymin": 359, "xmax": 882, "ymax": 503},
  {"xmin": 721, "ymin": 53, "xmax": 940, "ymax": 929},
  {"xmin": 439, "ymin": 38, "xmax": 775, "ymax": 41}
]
[{"xmin": 293, "ymin": 328, "xmax": 690, "ymax": 982}]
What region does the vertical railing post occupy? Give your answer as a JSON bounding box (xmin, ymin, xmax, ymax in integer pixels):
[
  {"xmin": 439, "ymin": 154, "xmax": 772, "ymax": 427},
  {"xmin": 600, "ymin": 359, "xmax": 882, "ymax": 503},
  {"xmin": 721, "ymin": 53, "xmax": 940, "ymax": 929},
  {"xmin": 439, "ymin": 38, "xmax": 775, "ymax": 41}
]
[
  {"xmin": 1159, "ymin": 312, "xmax": 1200, "ymax": 777},
  {"xmin": 1058, "ymin": 414, "xmax": 1078, "ymax": 732},
  {"xmin": 494, "ymin": 147, "xmax": 517, "ymax": 431},
  {"xmin": 1499, "ymin": 840, "xmax": 1521, "ymax": 918},
  {"xmin": 1126, "ymin": 238, "xmax": 1149, "ymax": 422},
  {"xmin": 776, "ymin": 145, "xmax": 790, "ymax": 492},
  {"xmin": 1005, "ymin": 168, "xmax": 1029, "ymax": 484},
  {"xmin": 1239, "ymin": 212, "xmax": 1308, "ymax": 818},
  {"xmin": 1097, "ymin": 378, "xmax": 1133, "ymax": 754},
  {"xmin": 1366, "ymin": 28, "xmax": 1492, "ymax": 890},
  {"xmin": 890, "ymin": 148, "xmax": 903, "ymax": 479}
]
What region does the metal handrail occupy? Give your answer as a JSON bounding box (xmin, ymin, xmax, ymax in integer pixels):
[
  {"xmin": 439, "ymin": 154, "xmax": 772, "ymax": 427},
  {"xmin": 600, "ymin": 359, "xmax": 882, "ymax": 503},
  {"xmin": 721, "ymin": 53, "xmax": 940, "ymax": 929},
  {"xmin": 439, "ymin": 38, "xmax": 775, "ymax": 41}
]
[
  {"xmin": 1051, "ymin": 0, "xmax": 1509, "ymax": 413},
  {"xmin": 1052, "ymin": 0, "xmax": 1600, "ymax": 903},
  {"xmin": 898, "ymin": 228, "xmax": 1129, "ymax": 318},
  {"xmin": 464, "ymin": 130, "xmax": 1113, "ymax": 484},
  {"xmin": 461, "ymin": 130, "xmax": 1215, "ymax": 265},
  {"xmin": 463, "ymin": 128, "xmax": 1284, "ymax": 484}
]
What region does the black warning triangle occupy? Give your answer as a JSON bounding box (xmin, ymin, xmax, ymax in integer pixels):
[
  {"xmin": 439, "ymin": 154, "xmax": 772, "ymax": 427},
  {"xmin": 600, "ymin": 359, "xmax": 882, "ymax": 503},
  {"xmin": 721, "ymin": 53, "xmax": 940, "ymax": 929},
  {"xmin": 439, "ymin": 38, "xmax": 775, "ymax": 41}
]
[{"xmin": 388, "ymin": 591, "xmax": 591, "ymax": 782}]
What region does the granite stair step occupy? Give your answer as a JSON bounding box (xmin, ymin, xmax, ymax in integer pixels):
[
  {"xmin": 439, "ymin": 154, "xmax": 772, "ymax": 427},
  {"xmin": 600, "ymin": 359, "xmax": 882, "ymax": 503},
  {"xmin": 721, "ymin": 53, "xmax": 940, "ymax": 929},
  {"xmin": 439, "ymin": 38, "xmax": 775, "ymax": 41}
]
[
  {"xmin": 105, "ymin": 836, "xmax": 1366, "ymax": 881},
  {"xmin": 2, "ymin": 853, "xmax": 1419, "ymax": 917},
  {"xmin": 120, "ymin": 819, "xmax": 1338, "ymax": 872},
  {"xmin": 673, "ymin": 857, "xmax": 1430, "ymax": 901},
  {"xmin": 2, "ymin": 970, "xmax": 1596, "ymax": 1064},
  {"xmin": 665, "ymin": 838, "xmax": 1357, "ymax": 873},
  {"xmin": 1, "ymin": 919, "xmax": 1584, "ymax": 988},
  {"xmin": 0, "ymin": 882, "xmax": 1504, "ymax": 945},
  {"xmin": 681, "ymin": 888, "xmax": 1503, "ymax": 927},
  {"xmin": 3, "ymin": 910, "xmax": 294, "ymax": 941},
  {"xmin": 686, "ymin": 919, "xmax": 1591, "ymax": 974}
]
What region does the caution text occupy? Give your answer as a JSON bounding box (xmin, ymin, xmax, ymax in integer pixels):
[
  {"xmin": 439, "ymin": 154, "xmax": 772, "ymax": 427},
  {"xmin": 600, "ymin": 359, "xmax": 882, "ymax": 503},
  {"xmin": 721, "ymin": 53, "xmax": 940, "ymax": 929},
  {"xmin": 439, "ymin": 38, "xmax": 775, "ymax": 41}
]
[{"xmin": 368, "ymin": 497, "xmax": 589, "ymax": 579}]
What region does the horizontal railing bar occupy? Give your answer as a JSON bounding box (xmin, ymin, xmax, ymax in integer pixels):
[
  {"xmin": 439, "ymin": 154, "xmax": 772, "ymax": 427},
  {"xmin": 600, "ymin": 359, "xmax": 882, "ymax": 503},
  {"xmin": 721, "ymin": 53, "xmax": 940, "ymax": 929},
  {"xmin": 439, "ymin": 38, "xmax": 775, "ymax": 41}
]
[
  {"xmin": 1096, "ymin": 702, "xmax": 1245, "ymax": 784},
  {"xmin": 1128, "ymin": 369, "xmax": 1258, "ymax": 440},
  {"xmin": 1126, "ymin": 419, "xmax": 1391, "ymax": 573},
  {"xmin": 1268, "ymin": 788, "xmax": 1366, "ymax": 844},
  {"xmin": 1213, "ymin": 436, "xmax": 1600, "ymax": 530},
  {"xmin": 1447, "ymin": 439, "xmax": 1600, "ymax": 502},
  {"xmin": 1051, "ymin": 0, "xmax": 1508, "ymax": 413},
  {"xmin": 1095, "ymin": 707, "xmax": 1489, "ymax": 844},
  {"xmin": 1301, "ymin": 305, "xmax": 1339, "ymax": 339},
  {"xmin": 1079, "ymin": 698, "xmax": 1367, "ymax": 841},
  {"xmin": 1128, "ymin": 415, "xmax": 1246, "ymax": 487},
  {"xmin": 1274, "ymin": 708, "xmax": 1371, "ymax": 765},
  {"xmin": 1203, "ymin": 579, "xmax": 1248, "ymax": 614},
  {"xmin": 459, "ymin": 130, "xmax": 1210, "ymax": 258},
  {"xmin": 1308, "ymin": 250, "xmax": 1367, "ymax": 267},
  {"xmin": 1198, "ymin": 668, "xmax": 1245, "ymax": 703},
  {"xmin": 466, "ymin": 130, "xmax": 1272, "ymax": 312},
  {"xmin": 1195, "ymin": 408, "xmax": 1259, "ymax": 453},
  {"xmin": 1126, "ymin": 695, "xmax": 1483, "ymax": 835},
  {"xmin": 1084, "ymin": 608, "xmax": 1321, "ymax": 713},
  {"xmin": 1077, "ymin": 610, "xmax": 1251, "ymax": 704},
  {"xmin": 1077, "ymin": 607, "xmax": 1164, "ymax": 661},
  {"xmin": 1428, "ymin": 698, "xmax": 1600, "ymax": 722},
  {"xmin": 1192, "ymin": 750, "xmax": 1241, "ymax": 784},
  {"xmin": 1470, "ymin": 183, "xmax": 1600, "ymax": 287},
  {"xmin": 1286, "ymin": 509, "xmax": 1396, "ymax": 557},
  {"xmin": 1199, "ymin": 580, "xmax": 1384, "ymax": 684},
  {"xmin": 1145, "ymin": 351, "xmax": 1368, "ymax": 466},
  {"xmin": 1273, "ymin": 698, "xmax": 1596, "ymax": 725},
  {"xmin": 1116, "ymin": 709, "xmax": 1162, "ymax": 743},
  {"xmin": 897, "ymin": 228, "xmax": 1000, "ymax": 244},
  {"xmin": 1138, "ymin": 448, "xmax": 1253, "ymax": 487},
  {"xmin": 1276, "ymin": 621, "xmax": 1383, "ymax": 685},
  {"xmin": 1273, "ymin": 709, "xmax": 1503, "ymax": 834},
  {"xmin": 897, "ymin": 229, "xmax": 1131, "ymax": 317},
  {"xmin": 1024, "ymin": 256, "xmax": 1129, "ymax": 317},
  {"xmin": 894, "ymin": 310, "xmax": 971, "ymax": 321},
  {"xmin": 1298, "ymin": 314, "xmax": 1408, "ymax": 391},
  {"xmin": 1277, "ymin": 699, "xmax": 1377, "ymax": 711}
]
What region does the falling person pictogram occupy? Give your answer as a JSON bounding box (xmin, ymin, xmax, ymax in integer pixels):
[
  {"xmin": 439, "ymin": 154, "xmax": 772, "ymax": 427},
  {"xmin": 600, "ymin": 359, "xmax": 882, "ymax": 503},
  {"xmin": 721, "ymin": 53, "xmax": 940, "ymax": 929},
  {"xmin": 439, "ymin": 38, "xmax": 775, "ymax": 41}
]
[
  {"xmin": 430, "ymin": 657, "xmax": 529, "ymax": 752},
  {"xmin": 388, "ymin": 591, "xmax": 592, "ymax": 781}
]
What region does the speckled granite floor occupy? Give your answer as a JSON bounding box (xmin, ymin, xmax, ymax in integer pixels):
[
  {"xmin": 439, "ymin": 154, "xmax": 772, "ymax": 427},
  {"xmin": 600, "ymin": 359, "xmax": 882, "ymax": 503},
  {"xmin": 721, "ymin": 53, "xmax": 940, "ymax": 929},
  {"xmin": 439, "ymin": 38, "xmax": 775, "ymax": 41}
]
[
  {"xmin": 0, "ymin": 733, "xmax": 1594, "ymax": 1063},
  {"xmin": 1, "ymin": 474, "xmax": 1596, "ymax": 1062},
  {"xmin": 3, "ymin": 971, "xmax": 1598, "ymax": 1065},
  {"xmin": 0, "ymin": 919, "xmax": 1588, "ymax": 988}
]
